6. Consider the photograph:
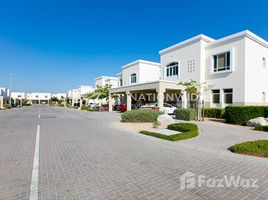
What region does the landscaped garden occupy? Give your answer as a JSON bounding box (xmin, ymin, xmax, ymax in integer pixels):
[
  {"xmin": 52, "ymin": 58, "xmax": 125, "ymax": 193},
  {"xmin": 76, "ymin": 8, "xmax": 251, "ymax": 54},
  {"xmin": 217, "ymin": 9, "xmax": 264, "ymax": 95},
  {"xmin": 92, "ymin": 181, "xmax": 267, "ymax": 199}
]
[
  {"xmin": 230, "ymin": 140, "xmax": 268, "ymax": 158},
  {"xmin": 140, "ymin": 123, "xmax": 198, "ymax": 141}
]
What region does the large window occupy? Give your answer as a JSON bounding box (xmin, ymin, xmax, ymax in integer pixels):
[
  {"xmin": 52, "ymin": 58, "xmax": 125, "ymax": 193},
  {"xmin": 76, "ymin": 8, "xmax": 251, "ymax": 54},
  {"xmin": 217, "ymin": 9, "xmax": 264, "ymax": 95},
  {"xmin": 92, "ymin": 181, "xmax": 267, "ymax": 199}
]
[
  {"xmin": 130, "ymin": 73, "xmax": 137, "ymax": 84},
  {"xmin": 166, "ymin": 62, "xmax": 179, "ymax": 77},
  {"xmin": 212, "ymin": 89, "xmax": 220, "ymax": 104},
  {"xmin": 224, "ymin": 89, "xmax": 233, "ymax": 104},
  {"xmin": 213, "ymin": 52, "xmax": 231, "ymax": 72}
]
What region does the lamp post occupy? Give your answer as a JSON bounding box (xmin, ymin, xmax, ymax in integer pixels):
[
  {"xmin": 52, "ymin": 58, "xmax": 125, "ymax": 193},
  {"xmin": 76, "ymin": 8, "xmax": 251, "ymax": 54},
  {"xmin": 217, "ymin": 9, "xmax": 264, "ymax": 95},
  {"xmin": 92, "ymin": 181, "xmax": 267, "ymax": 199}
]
[{"xmin": 9, "ymin": 73, "xmax": 15, "ymax": 107}]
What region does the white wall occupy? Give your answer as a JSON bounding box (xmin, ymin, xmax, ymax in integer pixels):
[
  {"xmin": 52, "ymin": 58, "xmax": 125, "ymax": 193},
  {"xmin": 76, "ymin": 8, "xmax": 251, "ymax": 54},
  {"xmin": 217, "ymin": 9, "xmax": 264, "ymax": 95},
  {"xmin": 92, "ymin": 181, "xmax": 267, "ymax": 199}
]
[
  {"xmin": 121, "ymin": 60, "xmax": 160, "ymax": 86},
  {"xmin": 95, "ymin": 77, "xmax": 118, "ymax": 88},
  {"xmin": 52, "ymin": 93, "xmax": 67, "ymax": 100},
  {"xmin": 11, "ymin": 92, "xmax": 26, "ymax": 99},
  {"xmin": 160, "ymin": 40, "xmax": 204, "ymax": 83},
  {"xmin": 204, "ymin": 38, "xmax": 246, "ymax": 107},
  {"xmin": 244, "ymin": 38, "xmax": 268, "ymax": 105},
  {"xmin": 30, "ymin": 93, "xmax": 51, "ymax": 100}
]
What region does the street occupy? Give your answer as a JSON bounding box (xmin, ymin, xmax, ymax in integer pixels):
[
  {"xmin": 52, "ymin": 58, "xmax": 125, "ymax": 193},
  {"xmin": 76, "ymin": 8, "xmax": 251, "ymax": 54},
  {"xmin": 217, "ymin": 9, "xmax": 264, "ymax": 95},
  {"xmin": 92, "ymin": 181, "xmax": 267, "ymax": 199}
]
[{"xmin": 0, "ymin": 106, "xmax": 268, "ymax": 200}]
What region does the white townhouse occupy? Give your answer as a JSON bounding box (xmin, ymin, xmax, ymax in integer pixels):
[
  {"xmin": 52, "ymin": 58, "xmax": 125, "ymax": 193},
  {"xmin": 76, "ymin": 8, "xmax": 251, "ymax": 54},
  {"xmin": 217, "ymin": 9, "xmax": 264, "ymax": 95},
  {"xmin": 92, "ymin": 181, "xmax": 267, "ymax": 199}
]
[
  {"xmin": 27, "ymin": 93, "xmax": 52, "ymax": 104},
  {"xmin": 52, "ymin": 93, "xmax": 67, "ymax": 100},
  {"xmin": 0, "ymin": 87, "xmax": 9, "ymax": 108},
  {"xmin": 95, "ymin": 76, "xmax": 119, "ymax": 88},
  {"xmin": 109, "ymin": 30, "xmax": 268, "ymax": 111},
  {"xmin": 68, "ymin": 85, "xmax": 94, "ymax": 106}
]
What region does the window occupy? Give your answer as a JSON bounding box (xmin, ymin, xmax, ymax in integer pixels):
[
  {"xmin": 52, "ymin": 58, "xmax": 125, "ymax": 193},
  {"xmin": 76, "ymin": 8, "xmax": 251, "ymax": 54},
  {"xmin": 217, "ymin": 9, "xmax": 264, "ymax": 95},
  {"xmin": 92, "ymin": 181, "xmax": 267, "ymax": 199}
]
[
  {"xmin": 35, "ymin": 95, "xmax": 39, "ymax": 98},
  {"xmin": 263, "ymin": 57, "xmax": 266, "ymax": 68},
  {"xmin": 119, "ymin": 78, "xmax": 122, "ymax": 86},
  {"xmin": 213, "ymin": 52, "xmax": 231, "ymax": 72},
  {"xmin": 18, "ymin": 95, "xmax": 21, "ymax": 98},
  {"xmin": 212, "ymin": 90, "xmax": 220, "ymax": 104},
  {"xmin": 130, "ymin": 73, "xmax": 137, "ymax": 84},
  {"xmin": 166, "ymin": 62, "xmax": 179, "ymax": 77},
  {"xmin": 45, "ymin": 96, "xmax": 48, "ymax": 98},
  {"xmin": 263, "ymin": 92, "xmax": 266, "ymax": 104},
  {"xmin": 224, "ymin": 89, "xmax": 233, "ymax": 104}
]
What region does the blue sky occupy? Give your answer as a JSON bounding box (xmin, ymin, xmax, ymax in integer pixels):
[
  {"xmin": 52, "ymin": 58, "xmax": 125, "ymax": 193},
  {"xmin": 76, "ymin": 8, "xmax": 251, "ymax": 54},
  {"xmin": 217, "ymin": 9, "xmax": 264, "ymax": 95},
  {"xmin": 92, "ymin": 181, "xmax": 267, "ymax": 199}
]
[{"xmin": 0, "ymin": 0, "xmax": 268, "ymax": 93}]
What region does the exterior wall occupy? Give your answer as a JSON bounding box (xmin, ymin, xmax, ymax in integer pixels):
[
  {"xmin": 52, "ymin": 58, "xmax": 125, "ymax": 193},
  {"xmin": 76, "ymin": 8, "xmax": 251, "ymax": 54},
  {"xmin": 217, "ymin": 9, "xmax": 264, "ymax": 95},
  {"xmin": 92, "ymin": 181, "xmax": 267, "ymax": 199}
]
[
  {"xmin": 122, "ymin": 63, "xmax": 140, "ymax": 86},
  {"xmin": 11, "ymin": 92, "xmax": 26, "ymax": 99},
  {"xmin": 95, "ymin": 77, "xmax": 118, "ymax": 88},
  {"xmin": 30, "ymin": 93, "xmax": 51, "ymax": 101},
  {"xmin": 160, "ymin": 41, "xmax": 204, "ymax": 83},
  {"xmin": 204, "ymin": 38, "xmax": 246, "ymax": 107},
  {"xmin": 139, "ymin": 62, "xmax": 161, "ymax": 83},
  {"xmin": 121, "ymin": 61, "xmax": 161, "ymax": 87},
  {"xmin": 52, "ymin": 93, "xmax": 67, "ymax": 100},
  {"xmin": 244, "ymin": 38, "xmax": 268, "ymax": 105}
]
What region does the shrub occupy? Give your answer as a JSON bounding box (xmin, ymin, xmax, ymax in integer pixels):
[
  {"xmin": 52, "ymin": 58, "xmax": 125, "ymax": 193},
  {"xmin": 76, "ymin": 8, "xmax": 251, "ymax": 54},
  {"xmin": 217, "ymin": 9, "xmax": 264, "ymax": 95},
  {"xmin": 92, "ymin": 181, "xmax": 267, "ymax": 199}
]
[
  {"xmin": 121, "ymin": 109, "xmax": 164, "ymax": 123},
  {"xmin": 87, "ymin": 107, "xmax": 99, "ymax": 112},
  {"xmin": 224, "ymin": 106, "xmax": 268, "ymax": 124},
  {"xmin": 204, "ymin": 108, "xmax": 224, "ymax": 119},
  {"xmin": 230, "ymin": 140, "xmax": 268, "ymax": 157},
  {"xmin": 140, "ymin": 123, "xmax": 198, "ymax": 141},
  {"xmin": 255, "ymin": 125, "xmax": 268, "ymax": 132},
  {"xmin": 80, "ymin": 106, "xmax": 88, "ymax": 110},
  {"xmin": 174, "ymin": 108, "xmax": 196, "ymax": 121}
]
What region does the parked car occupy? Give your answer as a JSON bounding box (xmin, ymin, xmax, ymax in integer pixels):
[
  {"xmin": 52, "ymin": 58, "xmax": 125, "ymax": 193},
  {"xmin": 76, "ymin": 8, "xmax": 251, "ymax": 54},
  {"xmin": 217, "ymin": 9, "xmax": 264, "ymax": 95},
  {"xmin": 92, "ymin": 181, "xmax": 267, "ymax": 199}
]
[
  {"xmin": 163, "ymin": 103, "xmax": 177, "ymax": 114},
  {"xmin": 120, "ymin": 104, "xmax": 127, "ymax": 112}
]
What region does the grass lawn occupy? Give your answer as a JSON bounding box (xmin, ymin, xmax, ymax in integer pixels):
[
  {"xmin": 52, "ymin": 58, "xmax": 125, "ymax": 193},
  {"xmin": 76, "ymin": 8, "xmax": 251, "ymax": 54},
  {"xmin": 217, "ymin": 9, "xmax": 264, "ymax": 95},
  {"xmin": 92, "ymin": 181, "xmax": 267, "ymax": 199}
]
[
  {"xmin": 231, "ymin": 140, "xmax": 268, "ymax": 158},
  {"xmin": 140, "ymin": 123, "xmax": 198, "ymax": 141}
]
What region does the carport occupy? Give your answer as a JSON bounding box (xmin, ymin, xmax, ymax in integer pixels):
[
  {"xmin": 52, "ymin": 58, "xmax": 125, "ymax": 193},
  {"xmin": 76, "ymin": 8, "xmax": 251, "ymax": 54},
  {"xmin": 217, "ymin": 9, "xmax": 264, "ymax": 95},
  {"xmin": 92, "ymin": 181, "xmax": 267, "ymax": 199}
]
[{"xmin": 108, "ymin": 80, "xmax": 188, "ymax": 112}]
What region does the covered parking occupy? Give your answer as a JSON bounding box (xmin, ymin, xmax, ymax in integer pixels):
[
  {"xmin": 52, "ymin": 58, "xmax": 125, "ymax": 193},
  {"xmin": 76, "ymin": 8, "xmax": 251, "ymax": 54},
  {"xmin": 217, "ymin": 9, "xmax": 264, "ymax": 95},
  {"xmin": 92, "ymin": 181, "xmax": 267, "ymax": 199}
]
[{"xmin": 108, "ymin": 80, "xmax": 189, "ymax": 112}]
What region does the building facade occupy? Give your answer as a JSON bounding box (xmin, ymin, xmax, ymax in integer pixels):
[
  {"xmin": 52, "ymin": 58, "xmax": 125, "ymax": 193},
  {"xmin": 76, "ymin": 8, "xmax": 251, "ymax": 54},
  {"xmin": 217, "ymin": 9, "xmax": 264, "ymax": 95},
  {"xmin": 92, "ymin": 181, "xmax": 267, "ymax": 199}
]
[{"xmin": 109, "ymin": 30, "xmax": 268, "ymax": 111}]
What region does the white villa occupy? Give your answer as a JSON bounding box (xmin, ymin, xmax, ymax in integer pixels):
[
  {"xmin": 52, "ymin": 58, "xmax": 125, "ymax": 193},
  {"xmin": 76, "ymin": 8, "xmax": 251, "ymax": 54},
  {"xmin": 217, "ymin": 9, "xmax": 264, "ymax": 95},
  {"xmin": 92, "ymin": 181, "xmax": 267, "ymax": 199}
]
[
  {"xmin": 67, "ymin": 85, "xmax": 95, "ymax": 106},
  {"xmin": 108, "ymin": 30, "xmax": 268, "ymax": 111},
  {"xmin": 95, "ymin": 76, "xmax": 119, "ymax": 88}
]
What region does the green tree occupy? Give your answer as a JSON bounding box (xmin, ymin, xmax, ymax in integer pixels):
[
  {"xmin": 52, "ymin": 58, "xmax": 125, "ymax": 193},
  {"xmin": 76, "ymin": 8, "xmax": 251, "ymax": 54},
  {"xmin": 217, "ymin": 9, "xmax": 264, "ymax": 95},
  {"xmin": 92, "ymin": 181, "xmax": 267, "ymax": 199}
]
[{"xmin": 178, "ymin": 80, "xmax": 212, "ymax": 121}]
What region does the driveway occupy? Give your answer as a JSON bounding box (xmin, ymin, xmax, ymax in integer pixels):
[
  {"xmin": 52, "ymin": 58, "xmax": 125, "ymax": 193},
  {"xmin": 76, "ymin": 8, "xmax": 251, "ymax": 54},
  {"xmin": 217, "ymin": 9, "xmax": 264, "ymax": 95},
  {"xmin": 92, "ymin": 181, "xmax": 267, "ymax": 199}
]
[{"xmin": 0, "ymin": 106, "xmax": 268, "ymax": 200}]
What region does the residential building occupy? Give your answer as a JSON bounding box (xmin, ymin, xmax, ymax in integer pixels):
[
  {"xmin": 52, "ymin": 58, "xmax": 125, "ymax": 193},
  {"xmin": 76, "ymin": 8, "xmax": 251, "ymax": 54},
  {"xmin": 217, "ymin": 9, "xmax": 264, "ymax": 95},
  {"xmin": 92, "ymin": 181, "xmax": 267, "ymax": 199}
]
[
  {"xmin": 27, "ymin": 93, "xmax": 52, "ymax": 104},
  {"xmin": 67, "ymin": 85, "xmax": 94, "ymax": 106},
  {"xmin": 52, "ymin": 93, "xmax": 67, "ymax": 100},
  {"xmin": 95, "ymin": 76, "xmax": 119, "ymax": 88},
  {"xmin": 109, "ymin": 30, "xmax": 268, "ymax": 111}
]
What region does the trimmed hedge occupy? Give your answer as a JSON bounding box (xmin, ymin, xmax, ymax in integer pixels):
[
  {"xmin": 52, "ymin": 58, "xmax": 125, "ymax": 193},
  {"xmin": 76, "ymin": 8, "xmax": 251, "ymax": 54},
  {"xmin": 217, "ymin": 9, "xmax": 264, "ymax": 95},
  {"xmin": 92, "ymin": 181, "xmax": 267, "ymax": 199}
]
[
  {"xmin": 174, "ymin": 108, "xmax": 196, "ymax": 121},
  {"xmin": 255, "ymin": 125, "xmax": 268, "ymax": 132},
  {"xmin": 81, "ymin": 106, "xmax": 88, "ymax": 110},
  {"xmin": 224, "ymin": 106, "xmax": 268, "ymax": 125},
  {"xmin": 121, "ymin": 109, "xmax": 164, "ymax": 123},
  {"xmin": 204, "ymin": 108, "xmax": 224, "ymax": 119},
  {"xmin": 140, "ymin": 123, "xmax": 198, "ymax": 141},
  {"xmin": 231, "ymin": 140, "xmax": 268, "ymax": 157}
]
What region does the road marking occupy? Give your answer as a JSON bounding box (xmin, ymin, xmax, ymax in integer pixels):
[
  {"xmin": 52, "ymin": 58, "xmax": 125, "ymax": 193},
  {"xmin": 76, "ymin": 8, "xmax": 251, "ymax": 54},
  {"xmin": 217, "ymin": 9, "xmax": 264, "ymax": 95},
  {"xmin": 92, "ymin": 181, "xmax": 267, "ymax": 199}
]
[
  {"xmin": 29, "ymin": 125, "xmax": 40, "ymax": 200},
  {"xmin": 38, "ymin": 110, "xmax": 40, "ymax": 118}
]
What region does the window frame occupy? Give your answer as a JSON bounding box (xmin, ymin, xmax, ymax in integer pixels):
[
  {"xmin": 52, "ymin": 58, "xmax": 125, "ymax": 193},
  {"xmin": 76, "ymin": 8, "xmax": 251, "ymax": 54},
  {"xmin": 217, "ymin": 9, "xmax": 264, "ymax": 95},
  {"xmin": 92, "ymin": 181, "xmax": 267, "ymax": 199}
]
[
  {"xmin": 130, "ymin": 73, "xmax": 137, "ymax": 84},
  {"xmin": 166, "ymin": 62, "xmax": 179, "ymax": 78},
  {"xmin": 211, "ymin": 89, "xmax": 220, "ymax": 104},
  {"xmin": 211, "ymin": 49, "xmax": 234, "ymax": 74},
  {"xmin": 223, "ymin": 89, "xmax": 233, "ymax": 104}
]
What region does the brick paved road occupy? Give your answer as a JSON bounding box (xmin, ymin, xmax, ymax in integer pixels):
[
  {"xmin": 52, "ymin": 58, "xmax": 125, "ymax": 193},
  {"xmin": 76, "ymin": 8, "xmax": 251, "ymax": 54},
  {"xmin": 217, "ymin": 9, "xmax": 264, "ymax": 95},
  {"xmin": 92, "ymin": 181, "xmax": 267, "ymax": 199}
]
[{"xmin": 1, "ymin": 106, "xmax": 268, "ymax": 200}]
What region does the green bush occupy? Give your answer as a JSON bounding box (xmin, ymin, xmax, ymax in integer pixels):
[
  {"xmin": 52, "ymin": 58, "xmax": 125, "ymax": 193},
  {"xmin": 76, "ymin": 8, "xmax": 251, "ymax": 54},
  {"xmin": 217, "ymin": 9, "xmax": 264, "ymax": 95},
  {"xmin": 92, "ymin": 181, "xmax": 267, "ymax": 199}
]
[
  {"xmin": 231, "ymin": 140, "xmax": 268, "ymax": 157},
  {"xmin": 87, "ymin": 107, "xmax": 99, "ymax": 112},
  {"xmin": 140, "ymin": 123, "xmax": 198, "ymax": 141},
  {"xmin": 174, "ymin": 108, "xmax": 196, "ymax": 121},
  {"xmin": 121, "ymin": 109, "xmax": 164, "ymax": 123},
  {"xmin": 255, "ymin": 125, "xmax": 268, "ymax": 132},
  {"xmin": 80, "ymin": 106, "xmax": 88, "ymax": 110},
  {"xmin": 204, "ymin": 108, "xmax": 224, "ymax": 119},
  {"xmin": 224, "ymin": 106, "xmax": 268, "ymax": 124}
]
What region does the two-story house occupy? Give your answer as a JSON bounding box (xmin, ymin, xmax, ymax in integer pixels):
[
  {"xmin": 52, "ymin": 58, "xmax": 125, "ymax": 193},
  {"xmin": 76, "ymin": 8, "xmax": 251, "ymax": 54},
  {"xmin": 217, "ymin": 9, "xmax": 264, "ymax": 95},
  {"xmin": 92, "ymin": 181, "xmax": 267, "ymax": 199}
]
[{"xmin": 109, "ymin": 30, "xmax": 268, "ymax": 111}]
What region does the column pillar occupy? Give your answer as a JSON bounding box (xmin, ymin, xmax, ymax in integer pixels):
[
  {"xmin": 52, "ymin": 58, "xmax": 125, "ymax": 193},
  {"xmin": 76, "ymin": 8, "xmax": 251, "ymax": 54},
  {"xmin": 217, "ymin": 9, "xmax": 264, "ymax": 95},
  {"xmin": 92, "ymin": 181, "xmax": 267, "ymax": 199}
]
[
  {"xmin": 182, "ymin": 91, "xmax": 188, "ymax": 108},
  {"xmin": 126, "ymin": 91, "xmax": 132, "ymax": 111},
  {"xmin": 109, "ymin": 93, "xmax": 113, "ymax": 112},
  {"xmin": 220, "ymin": 89, "xmax": 224, "ymax": 108},
  {"xmin": 157, "ymin": 87, "xmax": 165, "ymax": 112},
  {"xmin": 0, "ymin": 96, "xmax": 3, "ymax": 109}
]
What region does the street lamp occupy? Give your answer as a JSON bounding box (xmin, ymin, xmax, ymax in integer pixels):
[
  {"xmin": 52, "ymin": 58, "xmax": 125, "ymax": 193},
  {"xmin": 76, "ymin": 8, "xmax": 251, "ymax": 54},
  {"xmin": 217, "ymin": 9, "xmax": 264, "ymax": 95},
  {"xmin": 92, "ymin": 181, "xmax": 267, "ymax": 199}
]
[{"xmin": 9, "ymin": 73, "xmax": 15, "ymax": 107}]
